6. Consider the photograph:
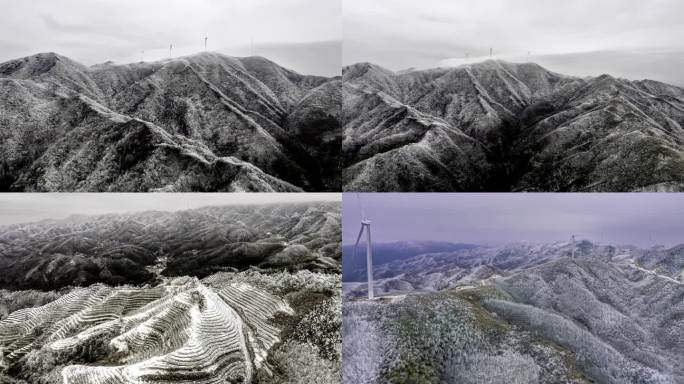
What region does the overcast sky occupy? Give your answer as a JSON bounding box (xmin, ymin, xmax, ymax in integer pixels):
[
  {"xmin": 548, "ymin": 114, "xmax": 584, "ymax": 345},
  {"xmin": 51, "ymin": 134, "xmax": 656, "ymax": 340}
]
[
  {"xmin": 342, "ymin": 193, "xmax": 684, "ymax": 248},
  {"xmin": 344, "ymin": 0, "xmax": 684, "ymax": 86},
  {"xmin": 0, "ymin": 0, "xmax": 341, "ymax": 76},
  {"xmin": 0, "ymin": 193, "xmax": 340, "ymax": 226}
]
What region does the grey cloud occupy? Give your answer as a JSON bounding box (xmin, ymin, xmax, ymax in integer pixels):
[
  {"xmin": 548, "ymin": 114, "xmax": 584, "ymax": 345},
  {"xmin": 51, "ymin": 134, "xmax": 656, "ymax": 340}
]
[{"xmin": 344, "ymin": 0, "xmax": 684, "ymax": 85}]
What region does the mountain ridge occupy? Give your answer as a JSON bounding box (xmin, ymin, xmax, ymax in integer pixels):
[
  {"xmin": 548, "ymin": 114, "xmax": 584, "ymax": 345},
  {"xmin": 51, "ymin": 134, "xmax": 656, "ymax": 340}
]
[
  {"xmin": 343, "ymin": 240, "xmax": 684, "ymax": 383},
  {"xmin": 343, "ymin": 60, "xmax": 684, "ymax": 191},
  {"xmin": 0, "ymin": 51, "xmax": 341, "ymax": 192}
]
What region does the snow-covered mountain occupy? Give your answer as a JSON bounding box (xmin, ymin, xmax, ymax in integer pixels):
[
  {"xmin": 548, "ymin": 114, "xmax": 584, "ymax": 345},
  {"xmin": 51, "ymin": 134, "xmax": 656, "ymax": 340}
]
[
  {"xmin": 0, "ymin": 202, "xmax": 340, "ymax": 291},
  {"xmin": 0, "ymin": 202, "xmax": 342, "ymax": 383},
  {"xmin": 343, "ymin": 241, "xmax": 684, "ymax": 383},
  {"xmin": 344, "ymin": 241, "xmax": 682, "ymax": 296},
  {"xmin": 0, "ymin": 52, "xmax": 341, "ymax": 192},
  {"xmin": 343, "ymin": 60, "xmax": 684, "ymax": 191},
  {"xmin": 341, "ymin": 240, "xmax": 476, "ymax": 282}
]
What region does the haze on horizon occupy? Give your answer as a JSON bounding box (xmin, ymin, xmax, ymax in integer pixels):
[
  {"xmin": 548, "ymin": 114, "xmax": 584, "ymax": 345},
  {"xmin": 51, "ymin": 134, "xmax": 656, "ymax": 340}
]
[
  {"xmin": 0, "ymin": 0, "xmax": 341, "ymax": 76},
  {"xmin": 344, "ymin": 0, "xmax": 684, "ymax": 86},
  {"xmin": 342, "ymin": 193, "xmax": 684, "ymax": 248},
  {"xmin": 0, "ymin": 193, "xmax": 340, "ymax": 226}
]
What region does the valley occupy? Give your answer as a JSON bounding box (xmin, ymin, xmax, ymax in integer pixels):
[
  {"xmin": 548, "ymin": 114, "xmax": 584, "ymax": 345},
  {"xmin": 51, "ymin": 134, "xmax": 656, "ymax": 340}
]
[{"xmin": 343, "ymin": 61, "xmax": 684, "ymax": 192}]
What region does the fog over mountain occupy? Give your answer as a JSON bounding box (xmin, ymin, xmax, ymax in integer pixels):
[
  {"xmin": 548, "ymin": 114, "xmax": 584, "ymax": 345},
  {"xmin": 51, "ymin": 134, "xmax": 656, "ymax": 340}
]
[
  {"xmin": 344, "ymin": 0, "xmax": 684, "ymax": 86},
  {"xmin": 0, "ymin": 193, "xmax": 339, "ymax": 226}
]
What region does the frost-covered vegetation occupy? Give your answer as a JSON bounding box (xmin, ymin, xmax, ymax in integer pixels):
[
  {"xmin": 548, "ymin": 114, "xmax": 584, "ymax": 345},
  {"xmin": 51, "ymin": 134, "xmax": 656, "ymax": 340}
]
[
  {"xmin": 485, "ymin": 299, "xmax": 673, "ymax": 384},
  {"xmin": 343, "ymin": 242, "xmax": 684, "ymax": 383},
  {"xmin": 343, "ymin": 287, "xmax": 589, "ymax": 384},
  {"xmin": 0, "ymin": 271, "xmax": 341, "ymax": 384},
  {"xmin": 0, "ymin": 202, "xmax": 342, "ymax": 383},
  {"xmin": 343, "ymin": 60, "xmax": 684, "ymax": 192},
  {"xmin": 0, "ymin": 52, "xmax": 341, "ymax": 192},
  {"xmin": 0, "ymin": 201, "xmax": 340, "ymax": 291}
]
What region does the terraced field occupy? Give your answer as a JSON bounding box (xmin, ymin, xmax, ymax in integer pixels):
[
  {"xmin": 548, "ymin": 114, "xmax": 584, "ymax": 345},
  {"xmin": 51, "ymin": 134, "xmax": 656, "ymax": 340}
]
[
  {"xmin": 0, "ymin": 271, "xmax": 340, "ymax": 384},
  {"xmin": 0, "ymin": 202, "xmax": 341, "ymax": 383}
]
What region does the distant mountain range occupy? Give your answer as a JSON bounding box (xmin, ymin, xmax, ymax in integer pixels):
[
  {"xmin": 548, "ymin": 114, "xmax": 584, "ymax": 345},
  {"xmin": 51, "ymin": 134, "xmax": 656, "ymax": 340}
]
[
  {"xmin": 0, "ymin": 52, "xmax": 341, "ymax": 191},
  {"xmin": 343, "ymin": 60, "xmax": 684, "ymax": 191},
  {"xmin": 343, "ymin": 240, "xmax": 684, "ymax": 292},
  {"xmin": 0, "ymin": 202, "xmax": 342, "ymax": 383},
  {"xmin": 341, "ymin": 241, "xmax": 477, "ymax": 281}
]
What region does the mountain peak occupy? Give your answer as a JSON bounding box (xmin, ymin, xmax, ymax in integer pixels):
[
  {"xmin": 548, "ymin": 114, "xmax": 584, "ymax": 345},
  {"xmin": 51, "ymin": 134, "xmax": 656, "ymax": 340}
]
[{"xmin": 0, "ymin": 51, "xmax": 82, "ymax": 78}]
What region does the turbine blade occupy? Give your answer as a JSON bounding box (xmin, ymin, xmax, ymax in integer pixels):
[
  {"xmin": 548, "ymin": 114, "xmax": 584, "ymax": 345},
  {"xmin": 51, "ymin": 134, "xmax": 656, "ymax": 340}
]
[{"xmin": 353, "ymin": 225, "xmax": 365, "ymax": 261}]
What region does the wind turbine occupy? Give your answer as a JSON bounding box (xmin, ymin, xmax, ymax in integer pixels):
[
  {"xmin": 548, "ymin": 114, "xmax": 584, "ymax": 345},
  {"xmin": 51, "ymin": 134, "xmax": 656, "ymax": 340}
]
[
  {"xmin": 204, "ymin": 35, "xmax": 208, "ymax": 50},
  {"xmin": 353, "ymin": 195, "xmax": 374, "ymax": 300},
  {"xmin": 169, "ymin": 44, "xmax": 173, "ymax": 57}
]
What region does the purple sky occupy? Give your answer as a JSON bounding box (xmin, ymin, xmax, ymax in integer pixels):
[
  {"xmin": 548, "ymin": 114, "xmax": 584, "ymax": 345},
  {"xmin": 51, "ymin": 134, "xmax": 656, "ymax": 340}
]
[{"xmin": 342, "ymin": 193, "xmax": 684, "ymax": 247}]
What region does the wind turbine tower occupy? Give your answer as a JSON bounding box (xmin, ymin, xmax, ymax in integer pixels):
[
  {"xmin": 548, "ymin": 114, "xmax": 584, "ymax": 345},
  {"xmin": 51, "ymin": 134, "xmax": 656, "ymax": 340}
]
[
  {"xmin": 490, "ymin": 48, "xmax": 493, "ymax": 58},
  {"xmin": 169, "ymin": 44, "xmax": 173, "ymax": 57},
  {"xmin": 353, "ymin": 195, "xmax": 374, "ymax": 300},
  {"xmin": 204, "ymin": 35, "xmax": 208, "ymax": 50},
  {"xmin": 571, "ymin": 235, "xmax": 576, "ymax": 258}
]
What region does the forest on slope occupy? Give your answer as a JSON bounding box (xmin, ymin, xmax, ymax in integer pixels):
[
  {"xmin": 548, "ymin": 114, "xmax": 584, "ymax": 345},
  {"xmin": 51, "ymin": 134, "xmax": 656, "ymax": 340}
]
[
  {"xmin": 343, "ymin": 61, "xmax": 684, "ymax": 192},
  {"xmin": 0, "ymin": 52, "xmax": 341, "ymax": 192},
  {"xmin": 343, "ymin": 241, "xmax": 684, "ymax": 384}
]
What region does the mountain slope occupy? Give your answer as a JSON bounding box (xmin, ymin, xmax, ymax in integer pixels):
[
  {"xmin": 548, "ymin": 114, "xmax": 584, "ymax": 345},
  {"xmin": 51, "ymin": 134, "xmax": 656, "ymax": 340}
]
[
  {"xmin": 0, "ymin": 201, "xmax": 342, "ymax": 383},
  {"xmin": 0, "ymin": 52, "xmax": 341, "ymax": 191},
  {"xmin": 343, "ymin": 242, "xmax": 684, "ymax": 383},
  {"xmin": 343, "ymin": 60, "xmax": 684, "ymax": 191},
  {"xmin": 0, "ymin": 202, "xmax": 341, "ymax": 291},
  {"xmin": 0, "ymin": 270, "xmax": 341, "ymax": 384}
]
